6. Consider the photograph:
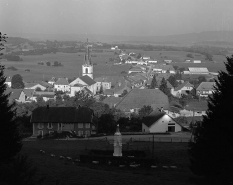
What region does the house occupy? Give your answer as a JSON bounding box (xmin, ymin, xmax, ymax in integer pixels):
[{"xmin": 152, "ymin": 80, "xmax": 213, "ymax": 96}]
[
  {"xmin": 128, "ymin": 67, "xmax": 144, "ymax": 74},
  {"xmin": 142, "ymin": 111, "xmax": 182, "ymax": 133},
  {"xmin": 25, "ymin": 81, "xmax": 53, "ymax": 91},
  {"xmin": 193, "ymin": 60, "xmax": 201, "ymax": 63},
  {"xmin": 196, "ymin": 82, "xmax": 215, "ymax": 97},
  {"xmin": 94, "ymin": 76, "xmax": 112, "ymax": 92},
  {"xmin": 115, "ymin": 89, "xmax": 169, "ymax": 114},
  {"xmin": 103, "ymin": 96, "xmax": 122, "ymax": 108},
  {"xmin": 151, "ymin": 64, "xmax": 175, "ymax": 74},
  {"xmin": 48, "ymin": 77, "xmax": 57, "ymax": 85},
  {"xmin": 32, "ymin": 91, "xmax": 55, "ymax": 102},
  {"xmin": 5, "ymin": 88, "xmax": 35, "ymax": 103},
  {"xmin": 54, "ymin": 78, "xmax": 70, "ymax": 92},
  {"xmin": 147, "ymin": 60, "xmax": 158, "ymax": 64},
  {"xmin": 188, "ymin": 67, "xmax": 209, "ymax": 74},
  {"xmin": 30, "ymin": 106, "xmax": 96, "ymax": 137},
  {"xmin": 180, "ymin": 101, "xmax": 208, "ymax": 117},
  {"xmin": 164, "ymin": 106, "xmax": 181, "ymax": 118},
  {"xmin": 5, "ymin": 76, "xmax": 11, "ymax": 87},
  {"xmin": 171, "ymin": 81, "xmax": 194, "ymax": 97},
  {"xmin": 69, "ymin": 75, "xmax": 97, "ymax": 95}
]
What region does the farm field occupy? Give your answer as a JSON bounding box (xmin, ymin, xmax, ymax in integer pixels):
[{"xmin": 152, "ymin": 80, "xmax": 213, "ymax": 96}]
[
  {"xmin": 1, "ymin": 52, "xmax": 130, "ymax": 82},
  {"xmin": 1, "ymin": 50, "xmax": 227, "ymax": 82},
  {"xmin": 21, "ymin": 140, "xmax": 208, "ymax": 185}
]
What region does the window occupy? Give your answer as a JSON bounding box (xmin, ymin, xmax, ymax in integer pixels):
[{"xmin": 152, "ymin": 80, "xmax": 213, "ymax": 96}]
[
  {"xmin": 78, "ymin": 123, "xmax": 83, "ymax": 128},
  {"xmin": 78, "ymin": 131, "xmax": 83, "ymax": 136},
  {"xmin": 85, "ymin": 123, "xmax": 90, "ymax": 128},
  {"xmin": 85, "ymin": 131, "xmax": 90, "ymax": 136},
  {"xmin": 58, "ymin": 123, "xmax": 62, "ymax": 130},
  {"xmin": 86, "ymin": 68, "xmax": 88, "ymax": 74},
  {"xmin": 47, "ymin": 123, "xmax": 53, "ymax": 129},
  {"xmin": 38, "ymin": 123, "xmax": 43, "ymax": 129}
]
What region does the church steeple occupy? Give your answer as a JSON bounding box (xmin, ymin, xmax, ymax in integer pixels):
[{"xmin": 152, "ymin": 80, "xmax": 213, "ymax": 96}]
[
  {"xmin": 84, "ymin": 38, "xmax": 91, "ymax": 65},
  {"xmin": 82, "ymin": 38, "xmax": 93, "ymax": 79}
]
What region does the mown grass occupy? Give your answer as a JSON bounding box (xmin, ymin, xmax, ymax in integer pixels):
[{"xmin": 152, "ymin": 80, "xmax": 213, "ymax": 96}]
[{"xmin": 21, "ymin": 140, "xmax": 208, "ymax": 185}]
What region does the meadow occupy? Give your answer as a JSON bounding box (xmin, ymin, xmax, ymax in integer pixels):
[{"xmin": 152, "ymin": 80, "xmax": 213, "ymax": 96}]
[
  {"xmin": 1, "ymin": 50, "xmax": 227, "ymax": 82},
  {"xmin": 21, "ymin": 140, "xmax": 208, "ymax": 185}
]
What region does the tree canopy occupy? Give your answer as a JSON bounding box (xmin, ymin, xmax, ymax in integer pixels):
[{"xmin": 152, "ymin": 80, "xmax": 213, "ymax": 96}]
[
  {"xmin": 149, "ymin": 75, "xmax": 157, "ymax": 89},
  {"xmin": 189, "ymin": 56, "xmax": 233, "ymax": 184},
  {"xmin": 11, "ymin": 74, "xmax": 24, "ymax": 89}
]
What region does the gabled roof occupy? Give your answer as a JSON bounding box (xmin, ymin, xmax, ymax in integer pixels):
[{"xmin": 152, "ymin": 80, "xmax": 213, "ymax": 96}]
[
  {"xmin": 82, "ymin": 87, "xmax": 93, "ymax": 95},
  {"xmin": 115, "ymin": 89, "xmax": 169, "ymax": 112},
  {"xmin": 5, "ymin": 76, "xmax": 11, "ymax": 82},
  {"xmin": 188, "ymin": 67, "xmax": 209, "ymax": 73},
  {"xmin": 152, "ymin": 64, "xmax": 175, "ymax": 71},
  {"xmin": 142, "ymin": 111, "xmax": 166, "ymax": 127},
  {"xmin": 4, "ymin": 88, "xmax": 22, "ymax": 101},
  {"xmin": 24, "ymin": 83, "xmax": 41, "ymax": 88},
  {"xmin": 23, "ymin": 89, "xmax": 35, "ymax": 98},
  {"xmin": 31, "ymin": 106, "xmax": 94, "ymax": 123},
  {"xmin": 184, "ymin": 101, "xmax": 208, "ymax": 111},
  {"xmin": 103, "ymin": 96, "xmax": 122, "ymax": 108},
  {"xmin": 79, "ymin": 75, "xmax": 96, "ymax": 86},
  {"xmin": 48, "ymin": 77, "xmax": 57, "ymax": 82},
  {"xmin": 54, "ymin": 78, "xmax": 69, "ymax": 85},
  {"xmin": 174, "ymin": 81, "xmax": 193, "ymax": 91},
  {"xmin": 33, "ymin": 91, "xmax": 55, "ymax": 98},
  {"xmin": 196, "ymin": 82, "xmax": 215, "ymax": 91}
]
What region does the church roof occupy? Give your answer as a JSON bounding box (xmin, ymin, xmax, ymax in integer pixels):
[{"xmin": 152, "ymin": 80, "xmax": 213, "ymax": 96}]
[{"xmin": 79, "ymin": 75, "xmax": 96, "ymax": 86}]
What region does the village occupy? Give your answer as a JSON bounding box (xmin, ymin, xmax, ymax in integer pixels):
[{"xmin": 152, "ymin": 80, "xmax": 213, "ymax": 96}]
[{"xmin": 3, "ymin": 42, "xmax": 218, "ymax": 138}]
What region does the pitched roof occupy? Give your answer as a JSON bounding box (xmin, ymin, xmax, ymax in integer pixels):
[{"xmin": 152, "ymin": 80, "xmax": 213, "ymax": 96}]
[
  {"xmin": 23, "ymin": 89, "xmax": 35, "ymax": 98},
  {"xmin": 31, "ymin": 106, "xmax": 93, "ymax": 123},
  {"xmin": 196, "ymin": 82, "xmax": 215, "ymax": 91},
  {"xmin": 5, "ymin": 76, "xmax": 11, "ymax": 82},
  {"xmin": 79, "ymin": 75, "xmax": 96, "ymax": 86},
  {"xmin": 184, "ymin": 101, "xmax": 208, "ymax": 111},
  {"xmin": 152, "ymin": 64, "xmax": 175, "ymax": 71},
  {"xmin": 142, "ymin": 111, "xmax": 166, "ymax": 127},
  {"xmin": 174, "ymin": 81, "xmax": 193, "ymax": 91},
  {"xmin": 5, "ymin": 88, "xmax": 22, "ymax": 101},
  {"xmin": 103, "ymin": 97, "xmax": 122, "ymax": 107},
  {"xmin": 54, "ymin": 78, "xmax": 69, "ymax": 85},
  {"xmin": 94, "ymin": 76, "xmax": 123, "ymax": 86},
  {"xmin": 33, "ymin": 91, "xmax": 55, "ymax": 98},
  {"xmin": 115, "ymin": 89, "xmax": 169, "ymax": 112}
]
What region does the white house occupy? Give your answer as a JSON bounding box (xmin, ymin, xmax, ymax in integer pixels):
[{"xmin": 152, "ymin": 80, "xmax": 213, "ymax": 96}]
[
  {"xmin": 48, "ymin": 77, "xmax": 56, "ymax": 85},
  {"xmin": 196, "ymin": 82, "xmax": 215, "ymax": 97},
  {"xmin": 54, "ymin": 78, "xmax": 70, "ymax": 92},
  {"xmin": 193, "ymin": 60, "xmax": 201, "ymax": 63},
  {"xmin": 94, "ymin": 76, "xmax": 112, "ymax": 93},
  {"xmin": 151, "ymin": 64, "xmax": 175, "ymax": 74},
  {"xmin": 142, "ymin": 111, "xmax": 182, "ymax": 133},
  {"xmin": 171, "ymin": 81, "xmax": 194, "ymax": 97},
  {"xmin": 5, "ymin": 76, "xmax": 11, "ymax": 87},
  {"xmin": 70, "ymin": 75, "xmax": 97, "ymax": 95}
]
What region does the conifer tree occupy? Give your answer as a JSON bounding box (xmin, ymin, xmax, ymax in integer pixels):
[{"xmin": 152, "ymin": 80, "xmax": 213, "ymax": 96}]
[
  {"xmin": 159, "ymin": 77, "xmax": 170, "ymax": 96},
  {"xmin": 149, "ymin": 75, "xmax": 157, "ymax": 89},
  {"xmin": 0, "ymin": 33, "xmax": 22, "ymax": 164},
  {"xmin": 189, "ymin": 56, "xmax": 233, "ymax": 184}
]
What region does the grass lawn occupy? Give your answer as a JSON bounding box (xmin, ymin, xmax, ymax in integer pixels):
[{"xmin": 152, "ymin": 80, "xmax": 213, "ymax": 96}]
[{"xmin": 21, "ymin": 140, "xmax": 208, "ymax": 185}]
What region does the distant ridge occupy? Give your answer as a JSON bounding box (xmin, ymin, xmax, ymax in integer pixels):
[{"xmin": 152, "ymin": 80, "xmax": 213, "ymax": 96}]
[{"xmin": 6, "ymin": 31, "xmax": 233, "ymax": 46}]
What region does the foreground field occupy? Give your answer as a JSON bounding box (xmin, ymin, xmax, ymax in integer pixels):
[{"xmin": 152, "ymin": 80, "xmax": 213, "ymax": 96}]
[{"xmin": 21, "ymin": 140, "xmax": 208, "ymax": 185}]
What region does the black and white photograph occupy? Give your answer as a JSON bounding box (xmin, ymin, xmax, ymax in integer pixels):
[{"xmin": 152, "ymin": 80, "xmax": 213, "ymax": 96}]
[{"xmin": 0, "ymin": 0, "xmax": 233, "ymax": 184}]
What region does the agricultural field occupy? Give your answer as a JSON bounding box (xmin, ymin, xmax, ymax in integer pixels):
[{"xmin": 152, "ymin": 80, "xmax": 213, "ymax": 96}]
[
  {"xmin": 1, "ymin": 51, "xmax": 130, "ymax": 82},
  {"xmin": 1, "ymin": 50, "xmax": 227, "ymax": 82},
  {"xmin": 21, "ymin": 140, "xmax": 208, "ymax": 185}
]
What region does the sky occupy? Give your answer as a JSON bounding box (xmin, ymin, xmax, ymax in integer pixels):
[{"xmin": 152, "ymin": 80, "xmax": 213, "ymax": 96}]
[{"xmin": 1, "ymin": 0, "xmax": 233, "ymax": 37}]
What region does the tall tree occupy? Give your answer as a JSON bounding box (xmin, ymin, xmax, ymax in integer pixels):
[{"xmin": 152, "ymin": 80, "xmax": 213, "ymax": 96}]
[
  {"xmin": 167, "ymin": 75, "xmax": 178, "ymax": 87},
  {"xmin": 159, "ymin": 77, "xmax": 170, "ymax": 96},
  {"xmin": 149, "ymin": 75, "xmax": 157, "ymax": 89},
  {"xmin": 189, "ymin": 56, "xmax": 233, "ymax": 184},
  {"xmin": 11, "ymin": 74, "xmax": 24, "ymax": 89},
  {"xmin": 138, "ymin": 105, "xmax": 153, "ymax": 119},
  {"xmin": 0, "ymin": 33, "xmax": 22, "ymax": 164}
]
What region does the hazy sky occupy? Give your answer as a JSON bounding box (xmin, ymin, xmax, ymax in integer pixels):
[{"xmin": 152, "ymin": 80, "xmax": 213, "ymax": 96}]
[{"xmin": 1, "ymin": 0, "xmax": 233, "ymax": 37}]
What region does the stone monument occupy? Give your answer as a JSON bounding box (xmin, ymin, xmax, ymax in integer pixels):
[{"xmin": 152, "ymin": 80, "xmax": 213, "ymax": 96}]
[{"xmin": 113, "ymin": 124, "xmax": 122, "ymax": 157}]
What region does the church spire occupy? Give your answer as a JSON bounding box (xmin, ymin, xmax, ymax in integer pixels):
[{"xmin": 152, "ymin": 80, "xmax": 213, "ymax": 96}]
[{"xmin": 84, "ymin": 38, "xmax": 91, "ymax": 65}]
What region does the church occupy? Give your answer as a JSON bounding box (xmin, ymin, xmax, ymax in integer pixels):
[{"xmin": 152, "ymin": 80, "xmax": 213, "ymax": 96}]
[{"xmin": 69, "ymin": 39, "xmax": 97, "ymax": 96}]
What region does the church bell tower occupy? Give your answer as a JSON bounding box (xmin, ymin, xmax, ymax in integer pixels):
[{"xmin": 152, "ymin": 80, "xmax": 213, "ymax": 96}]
[{"xmin": 82, "ymin": 38, "xmax": 93, "ymax": 79}]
